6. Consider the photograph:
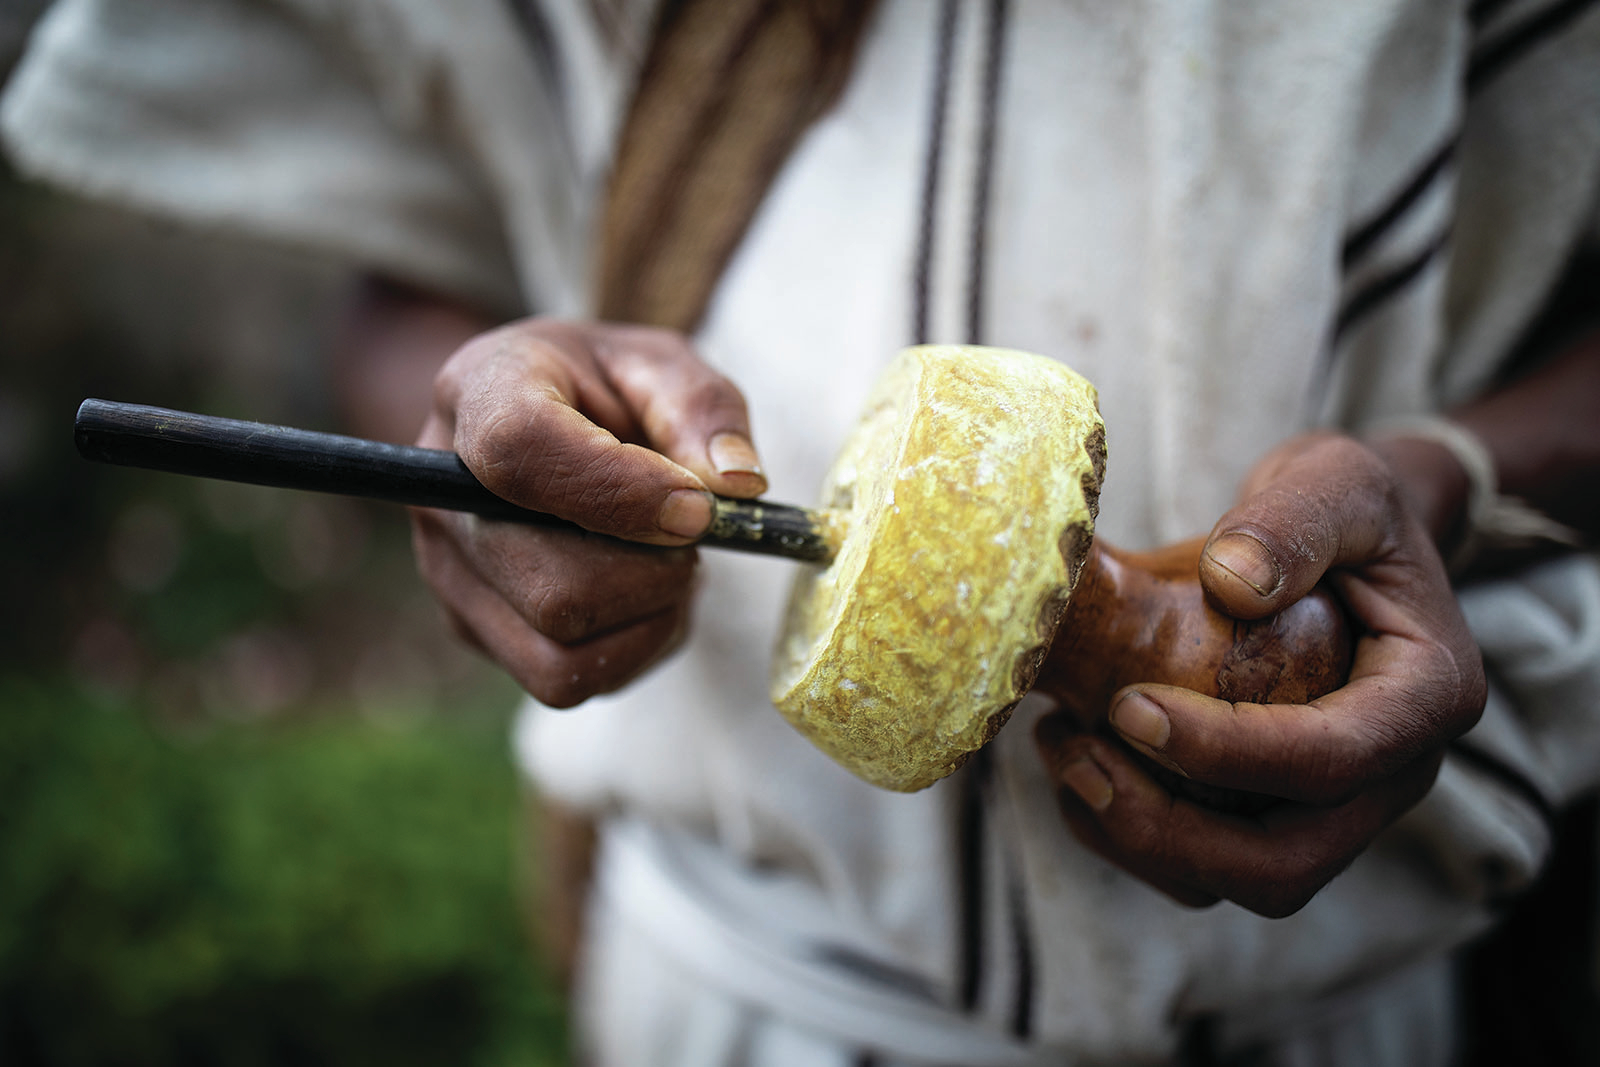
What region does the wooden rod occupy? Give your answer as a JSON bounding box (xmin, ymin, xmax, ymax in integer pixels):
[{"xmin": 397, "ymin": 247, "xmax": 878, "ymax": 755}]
[{"xmin": 74, "ymin": 399, "xmax": 836, "ymax": 563}]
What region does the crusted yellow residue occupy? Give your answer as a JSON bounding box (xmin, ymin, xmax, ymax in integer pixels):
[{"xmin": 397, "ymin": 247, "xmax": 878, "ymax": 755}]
[{"xmin": 770, "ymin": 345, "xmax": 1104, "ymax": 791}]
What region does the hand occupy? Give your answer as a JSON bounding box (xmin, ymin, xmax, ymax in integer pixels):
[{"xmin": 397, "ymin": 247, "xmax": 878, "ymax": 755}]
[
  {"xmin": 1035, "ymin": 433, "xmax": 1487, "ymax": 917},
  {"xmin": 410, "ymin": 318, "xmax": 767, "ymax": 707}
]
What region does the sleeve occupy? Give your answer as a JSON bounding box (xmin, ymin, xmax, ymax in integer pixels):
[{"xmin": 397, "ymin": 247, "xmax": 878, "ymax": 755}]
[
  {"xmin": 0, "ymin": 0, "xmax": 524, "ymax": 313},
  {"xmin": 1385, "ymin": 552, "xmax": 1599, "ymax": 908}
]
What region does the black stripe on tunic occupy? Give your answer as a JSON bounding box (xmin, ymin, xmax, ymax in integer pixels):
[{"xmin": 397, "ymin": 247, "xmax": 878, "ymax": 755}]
[
  {"xmin": 1340, "ymin": 138, "xmax": 1457, "ymax": 271},
  {"xmin": 505, "ymin": 0, "xmax": 571, "ymax": 123},
  {"xmin": 965, "ymin": 0, "xmax": 1010, "ymax": 346},
  {"xmin": 911, "ymin": 0, "xmax": 961, "ymax": 346},
  {"xmin": 1333, "ymin": 0, "xmax": 1595, "ymax": 300},
  {"xmin": 1470, "ymin": 0, "xmax": 1526, "ymax": 29},
  {"xmin": 1468, "ymin": 0, "xmax": 1600, "ymax": 92},
  {"xmin": 1449, "ymin": 738, "xmax": 1558, "ymax": 907},
  {"xmin": 1331, "ymin": 226, "xmax": 1452, "ymax": 346},
  {"xmin": 1004, "ymin": 841, "xmax": 1035, "ymax": 1040},
  {"xmin": 958, "ymin": 751, "xmax": 990, "ymax": 1013},
  {"xmin": 1451, "ymin": 739, "xmax": 1557, "ymax": 828}
]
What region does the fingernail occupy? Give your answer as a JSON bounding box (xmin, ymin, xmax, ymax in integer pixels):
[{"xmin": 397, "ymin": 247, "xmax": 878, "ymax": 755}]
[
  {"xmin": 708, "ymin": 432, "xmax": 765, "ymax": 482},
  {"xmin": 1207, "ymin": 533, "xmax": 1280, "ymax": 597},
  {"xmin": 657, "ymin": 489, "xmax": 714, "ymax": 538},
  {"xmin": 1061, "ymin": 757, "xmax": 1114, "ymax": 813},
  {"xmin": 1110, "ymin": 690, "xmax": 1170, "ymax": 751}
]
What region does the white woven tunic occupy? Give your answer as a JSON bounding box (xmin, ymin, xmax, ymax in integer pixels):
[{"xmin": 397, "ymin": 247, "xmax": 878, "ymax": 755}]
[{"xmin": 8, "ymin": 1, "xmax": 1599, "ymax": 1062}]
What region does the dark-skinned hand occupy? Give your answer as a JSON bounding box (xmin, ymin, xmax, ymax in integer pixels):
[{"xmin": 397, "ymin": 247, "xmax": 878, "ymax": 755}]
[
  {"xmin": 1035, "ymin": 433, "xmax": 1488, "ymax": 917},
  {"xmin": 409, "ymin": 318, "xmax": 767, "ymax": 708}
]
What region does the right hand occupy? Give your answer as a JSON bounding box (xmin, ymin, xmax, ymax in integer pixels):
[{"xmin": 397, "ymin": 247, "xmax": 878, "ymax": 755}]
[{"xmin": 411, "ymin": 318, "xmax": 767, "ymax": 707}]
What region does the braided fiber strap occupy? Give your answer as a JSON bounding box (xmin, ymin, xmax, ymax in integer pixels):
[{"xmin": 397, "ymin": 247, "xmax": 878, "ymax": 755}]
[{"xmin": 1376, "ymin": 415, "xmax": 1584, "ymax": 573}]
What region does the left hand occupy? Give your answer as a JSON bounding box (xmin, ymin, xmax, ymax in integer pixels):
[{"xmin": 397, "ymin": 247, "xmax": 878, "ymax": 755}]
[{"xmin": 1035, "ymin": 433, "xmax": 1487, "ymax": 917}]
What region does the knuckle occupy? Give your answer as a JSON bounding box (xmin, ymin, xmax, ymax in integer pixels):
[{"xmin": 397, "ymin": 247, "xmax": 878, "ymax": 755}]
[
  {"xmin": 526, "ymin": 316, "xmax": 584, "ymax": 344},
  {"xmin": 517, "ymin": 651, "xmax": 602, "ymax": 710},
  {"xmin": 1325, "ymin": 433, "xmax": 1384, "ymax": 474},
  {"xmin": 1237, "ymin": 850, "xmax": 1334, "ymax": 918},
  {"xmin": 1172, "ymin": 888, "xmax": 1223, "ymax": 910},
  {"xmin": 595, "ymin": 324, "xmax": 693, "ymax": 375},
  {"xmin": 1246, "ymin": 879, "xmax": 1320, "ymax": 919},
  {"xmin": 530, "ymin": 673, "xmax": 594, "ymax": 709},
  {"xmin": 1305, "ymin": 434, "xmax": 1389, "ymax": 492},
  {"xmin": 460, "ymin": 404, "xmax": 540, "ymax": 495},
  {"xmin": 682, "ymin": 375, "xmax": 747, "ymax": 424},
  {"xmin": 434, "ymin": 329, "xmax": 495, "ymax": 382},
  {"xmin": 621, "ymin": 323, "xmax": 693, "ymax": 357},
  {"xmin": 526, "ymin": 579, "xmax": 596, "ymax": 644},
  {"xmin": 497, "ymin": 315, "xmax": 583, "ymax": 352}
]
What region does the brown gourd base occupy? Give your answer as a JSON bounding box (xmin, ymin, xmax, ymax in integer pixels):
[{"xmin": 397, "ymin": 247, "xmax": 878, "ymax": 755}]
[{"xmin": 1035, "ymin": 537, "xmax": 1354, "ymax": 815}]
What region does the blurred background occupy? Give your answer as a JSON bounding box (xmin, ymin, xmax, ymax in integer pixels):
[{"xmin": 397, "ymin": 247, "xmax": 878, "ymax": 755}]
[{"xmin": 1, "ymin": 3, "xmax": 569, "ymax": 1063}]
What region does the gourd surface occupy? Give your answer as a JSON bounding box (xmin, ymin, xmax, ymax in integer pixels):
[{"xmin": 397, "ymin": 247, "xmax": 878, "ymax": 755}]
[{"xmin": 771, "ymin": 345, "xmax": 1105, "ymax": 792}]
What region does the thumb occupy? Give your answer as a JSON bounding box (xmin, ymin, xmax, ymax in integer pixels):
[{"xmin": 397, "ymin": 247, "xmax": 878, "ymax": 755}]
[
  {"xmin": 1200, "ymin": 435, "xmax": 1399, "ymax": 619},
  {"xmin": 443, "ymin": 322, "xmax": 738, "ymax": 546}
]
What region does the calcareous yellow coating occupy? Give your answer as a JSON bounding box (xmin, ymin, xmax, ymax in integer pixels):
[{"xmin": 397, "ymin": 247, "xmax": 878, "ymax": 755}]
[{"xmin": 769, "ymin": 345, "xmax": 1105, "ymax": 792}]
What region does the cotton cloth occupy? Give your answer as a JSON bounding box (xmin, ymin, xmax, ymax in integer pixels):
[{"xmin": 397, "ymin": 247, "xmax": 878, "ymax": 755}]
[{"xmin": 7, "ymin": 1, "xmax": 1600, "ymax": 1063}]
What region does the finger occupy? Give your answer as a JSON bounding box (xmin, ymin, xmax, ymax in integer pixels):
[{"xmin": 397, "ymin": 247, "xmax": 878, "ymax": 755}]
[
  {"xmin": 459, "ymin": 516, "xmax": 699, "ymax": 644},
  {"xmin": 1110, "ymin": 672, "xmax": 1482, "ymax": 810},
  {"xmin": 1109, "ymin": 607, "xmax": 1479, "ymax": 806},
  {"xmin": 1127, "ymin": 538, "xmax": 1483, "ymax": 804},
  {"xmin": 1199, "ymin": 435, "xmax": 1404, "ymax": 619},
  {"xmin": 441, "ymin": 326, "xmax": 718, "ymax": 545},
  {"xmin": 1042, "ymin": 731, "xmax": 1441, "ymax": 917},
  {"xmin": 411, "ymin": 509, "xmax": 691, "ymax": 706},
  {"xmin": 1034, "ymin": 714, "xmax": 1220, "ymax": 907},
  {"xmin": 590, "ymin": 324, "xmax": 768, "ymax": 498}
]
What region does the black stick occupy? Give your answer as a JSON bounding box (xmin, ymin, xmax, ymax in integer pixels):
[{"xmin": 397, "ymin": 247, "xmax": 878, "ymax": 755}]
[{"xmin": 74, "ymin": 399, "xmax": 835, "ymax": 563}]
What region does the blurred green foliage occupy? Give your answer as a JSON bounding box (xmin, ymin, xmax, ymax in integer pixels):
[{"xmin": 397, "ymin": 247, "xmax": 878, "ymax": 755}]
[
  {"xmin": 0, "ymin": 156, "xmax": 572, "ymax": 1065},
  {"xmin": 0, "ymin": 676, "xmax": 568, "ymax": 1067}
]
